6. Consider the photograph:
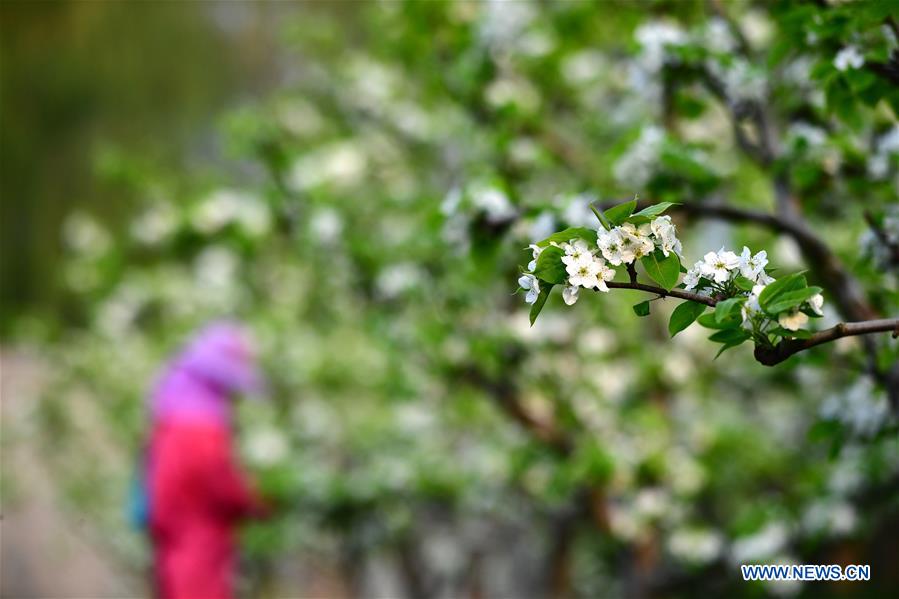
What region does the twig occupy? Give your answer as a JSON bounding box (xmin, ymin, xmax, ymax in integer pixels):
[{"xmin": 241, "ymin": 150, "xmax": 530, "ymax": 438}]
[
  {"xmin": 604, "ymin": 281, "xmax": 717, "ymax": 307},
  {"xmin": 754, "ymin": 318, "xmax": 899, "ymax": 366}
]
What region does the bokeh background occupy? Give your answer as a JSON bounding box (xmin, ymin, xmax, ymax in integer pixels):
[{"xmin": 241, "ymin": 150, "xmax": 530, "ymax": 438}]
[{"xmin": 2, "ymin": 1, "xmax": 898, "ymax": 597}]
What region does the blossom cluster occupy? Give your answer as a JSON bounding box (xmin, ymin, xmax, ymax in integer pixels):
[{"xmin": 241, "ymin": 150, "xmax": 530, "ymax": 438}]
[
  {"xmin": 520, "ymin": 238, "xmax": 615, "ymax": 307},
  {"xmin": 597, "ymin": 215, "xmax": 683, "ymax": 264},
  {"xmin": 519, "ymin": 213, "xmax": 683, "ymax": 307},
  {"xmin": 683, "ymin": 246, "xmax": 823, "ymax": 332},
  {"xmin": 519, "ymin": 200, "xmax": 828, "ymax": 349},
  {"xmin": 683, "ymin": 246, "xmax": 773, "ymax": 292}
]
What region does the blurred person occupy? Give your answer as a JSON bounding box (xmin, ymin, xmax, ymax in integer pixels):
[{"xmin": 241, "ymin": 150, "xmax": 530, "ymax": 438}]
[{"xmin": 138, "ymin": 322, "xmax": 269, "ymax": 599}]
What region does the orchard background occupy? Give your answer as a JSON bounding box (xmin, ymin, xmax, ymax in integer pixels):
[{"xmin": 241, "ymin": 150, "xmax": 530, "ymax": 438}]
[{"xmin": 1, "ymin": 1, "xmax": 898, "ymax": 597}]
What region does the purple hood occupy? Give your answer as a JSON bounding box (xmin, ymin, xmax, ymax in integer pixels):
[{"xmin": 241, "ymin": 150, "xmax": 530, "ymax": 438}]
[{"xmin": 150, "ymin": 321, "xmax": 264, "ymax": 424}]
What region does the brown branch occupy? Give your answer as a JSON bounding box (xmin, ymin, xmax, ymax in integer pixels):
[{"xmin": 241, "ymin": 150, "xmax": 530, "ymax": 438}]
[
  {"xmin": 754, "ymin": 318, "xmax": 899, "ymax": 366},
  {"xmin": 597, "ymin": 199, "xmax": 880, "ymax": 322},
  {"xmin": 604, "ymin": 281, "xmax": 717, "ymax": 307}
]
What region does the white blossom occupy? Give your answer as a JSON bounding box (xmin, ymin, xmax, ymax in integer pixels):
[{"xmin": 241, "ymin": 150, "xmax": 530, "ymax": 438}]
[
  {"xmin": 561, "ymin": 239, "xmax": 591, "ymax": 266},
  {"xmin": 683, "ymin": 263, "xmax": 702, "ymax": 290},
  {"xmin": 562, "ymin": 285, "xmax": 580, "ymax": 305},
  {"xmin": 739, "ymin": 246, "xmax": 768, "ymax": 281},
  {"xmin": 834, "ymin": 45, "xmax": 864, "ymax": 71},
  {"xmin": 527, "ymin": 243, "xmax": 543, "ymax": 271},
  {"xmin": 519, "ymin": 273, "xmax": 541, "ymax": 304},
  {"xmin": 566, "ymin": 257, "xmax": 602, "ymax": 289},
  {"xmin": 700, "ymin": 248, "xmax": 740, "ymax": 283},
  {"xmin": 618, "ymin": 222, "xmax": 655, "ymax": 262},
  {"xmin": 778, "ymin": 309, "xmax": 809, "ymax": 331},
  {"xmin": 650, "ymin": 215, "xmax": 682, "ymax": 257},
  {"xmin": 597, "ymin": 227, "xmax": 626, "ymax": 265},
  {"xmin": 808, "ymin": 293, "xmax": 824, "ymax": 316}
]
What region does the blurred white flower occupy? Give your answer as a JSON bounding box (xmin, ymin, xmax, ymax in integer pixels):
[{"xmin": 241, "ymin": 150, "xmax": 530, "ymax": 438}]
[
  {"xmin": 614, "ymin": 126, "xmax": 665, "ymax": 187},
  {"xmin": 561, "ymin": 50, "xmax": 606, "ymax": 85},
  {"xmin": 668, "ymin": 528, "xmax": 724, "ymax": 564},
  {"xmin": 731, "ymin": 522, "xmax": 789, "ymax": 564},
  {"xmin": 820, "ymin": 378, "xmax": 890, "ymax": 437},
  {"xmin": 634, "ymin": 21, "xmax": 687, "ymax": 72},
  {"xmin": 834, "ymin": 45, "xmax": 864, "ymax": 71},
  {"xmin": 309, "ymin": 207, "xmax": 344, "ymax": 243},
  {"xmin": 704, "ymin": 18, "xmax": 736, "ymax": 54},
  {"xmin": 288, "ymin": 143, "xmax": 367, "ymax": 190},
  {"xmin": 192, "ymin": 189, "xmax": 269, "ymax": 236},
  {"xmin": 471, "ymin": 184, "xmax": 516, "ymax": 223},
  {"xmin": 485, "ymin": 77, "xmax": 541, "ymax": 114},
  {"xmin": 479, "ymin": 0, "xmax": 535, "ymax": 49},
  {"xmin": 131, "ymin": 203, "xmax": 178, "ymax": 246},
  {"xmin": 194, "ymin": 246, "xmax": 239, "ymax": 290},
  {"xmin": 802, "ymin": 500, "xmax": 857, "ymax": 537},
  {"xmin": 562, "ymin": 285, "xmax": 579, "ymax": 306},
  {"xmin": 63, "ymin": 212, "xmax": 111, "ymax": 257},
  {"xmin": 376, "ymin": 262, "xmax": 423, "ymax": 299},
  {"xmin": 787, "ymin": 122, "xmax": 827, "ymax": 148},
  {"xmin": 245, "ymin": 426, "xmax": 289, "ymax": 466}
]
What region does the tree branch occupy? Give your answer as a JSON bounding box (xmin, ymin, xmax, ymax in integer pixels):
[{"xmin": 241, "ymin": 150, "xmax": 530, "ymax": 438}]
[
  {"xmin": 604, "ymin": 281, "xmax": 717, "ymax": 307},
  {"xmin": 754, "ymin": 318, "xmax": 899, "ymax": 366},
  {"xmin": 596, "ymin": 199, "xmax": 880, "ymax": 322}
]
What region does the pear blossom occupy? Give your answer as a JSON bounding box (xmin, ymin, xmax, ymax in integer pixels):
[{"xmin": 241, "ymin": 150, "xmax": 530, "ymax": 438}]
[
  {"xmin": 834, "ymin": 45, "xmax": 864, "ymax": 72},
  {"xmin": 741, "ymin": 284, "xmax": 765, "ymax": 324},
  {"xmin": 683, "ymin": 263, "xmax": 703, "ymax": 290},
  {"xmin": 519, "ymin": 274, "xmax": 540, "ymax": 304},
  {"xmin": 593, "ymin": 260, "xmax": 616, "ymax": 292},
  {"xmin": 700, "ymin": 248, "xmax": 740, "ymax": 283},
  {"xmin": 562, "ymin": 285, "xmax": 580, "ymax": 305},
  {"xmin": 650, "ymin": 215, "xmax": 682, "ymax": 257},
  {"xmin": 527, "ymin": 244, "xmax": 543, "ymax": 271},
  {"xmin": 597, "ymin": 228, "xmax": 626, "ymax": 265},
  {"xmin": 739, "ymin": 246, "xmax": 768, "ymax": 281},
  {"xmin": 778, "ymin": 308, "xmax": 809, "ymax": 331},
  {"xmin": 809, "ymin": 293, "xmax": 824, "ymax": 316},
  {"xmin": 566, "ymin": 258, "xmax": 602, "ymax": 289},
  {"xmin": 618, "ymin": 222, "xmax": 655, "ymax": 262},
  {"xmin": 561, "ymin": 239, "xmax": 592, "ymax": 266}
]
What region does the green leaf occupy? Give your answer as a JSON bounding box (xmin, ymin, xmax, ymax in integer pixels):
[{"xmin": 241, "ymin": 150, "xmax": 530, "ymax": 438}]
[
  {"xmin": 633, "ymin": 300, "xmax": 651, "ymax": 317},
  {"xmin": 768, "ymin": 326, "xmax": 812, "ymax": 339},
  {"xmin": 591, "ymin": 205, "xmax": 611, "ymax": 231},
  {"xmin": 535, "ymin": 227, "xmax": 598, "ymax": 248},
  {"xmin": 758, "ymin": 273, "xmax": 807, "ymax": 313},
  {"xmin": 764, "ymin": 286, "xmax": 822, "ymax": 315},
  {"xmin": 533, "ymin": 246, "xmax": 567, "ymax": 284},
  {"xmin": 668, "ymin": 301, "xmax": 707, "ymax": 337},
  {"xmin": 640, "ymin": 249, "xmax": 681, "ymax": 291},
  {"xmin": 697, "ymin": 312, "xmax": 741, "ymax": 330},
  {"xmin": 715, "ymin": 297, "xmax": 745, "ymax": 323},
  {"xmin": 734, "ymin": 275, "xmax": 756, "ymax": 292},
  {"xmin": 708, "ymin": 328, "xmax": 750, "ymax": 358},
  {"xmin": 604, "ymin": 200, "xmax": 637, "ymax": 226},
  {"xmin": 529, "ymin": 284, "xmax": 554, "ymax": 326},
  {"xmin": 708, "ymin": 328, "xmax": 750, "ymax": 344},
  {"xmin": 626, "ymin": 202, "xmax": 679, "ymax": 224}
]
